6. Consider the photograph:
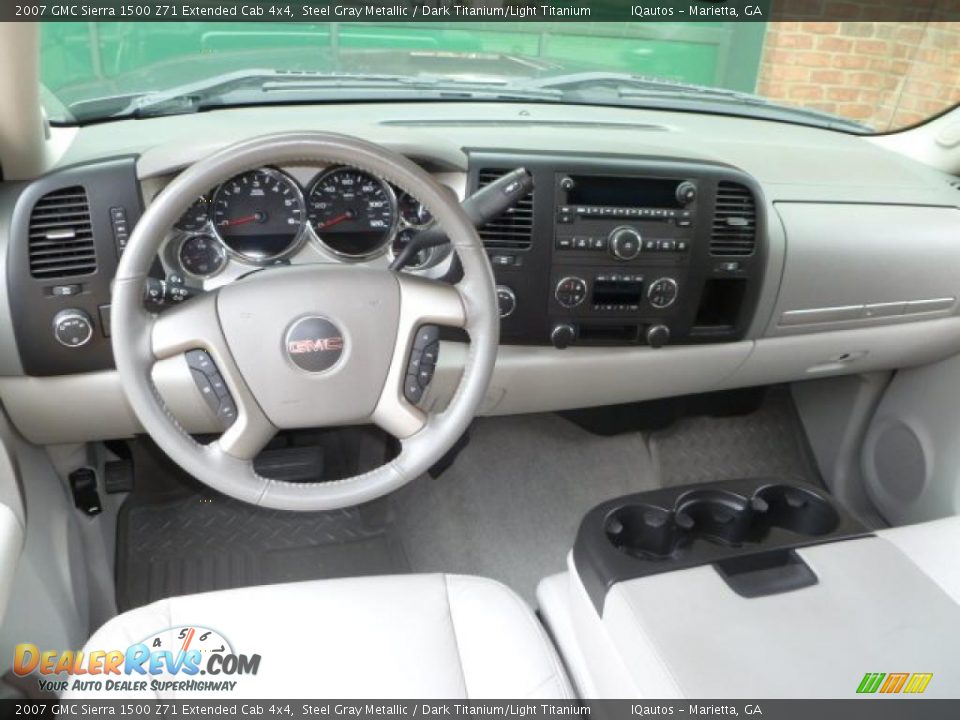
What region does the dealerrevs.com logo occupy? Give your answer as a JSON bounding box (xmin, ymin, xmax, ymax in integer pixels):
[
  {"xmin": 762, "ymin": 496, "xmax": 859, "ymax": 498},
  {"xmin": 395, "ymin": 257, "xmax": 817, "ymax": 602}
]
[{"xmin": 13, "ymin": 625, "xmax": 261, "ymax": 695}]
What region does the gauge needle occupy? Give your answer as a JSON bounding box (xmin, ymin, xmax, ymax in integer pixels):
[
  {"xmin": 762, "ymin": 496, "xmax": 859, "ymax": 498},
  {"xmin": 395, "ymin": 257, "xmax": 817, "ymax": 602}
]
[
  {"xmin": 219, "ymin": 213, "xmax": 260, "ymax": 228},
  {"xmin": 317, "ymin": 212, "xmax": 352, "ymax": 229}
]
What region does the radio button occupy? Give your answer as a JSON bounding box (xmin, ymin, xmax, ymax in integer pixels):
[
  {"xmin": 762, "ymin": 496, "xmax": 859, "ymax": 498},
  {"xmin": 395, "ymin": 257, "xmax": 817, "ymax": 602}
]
[{"xmin": 556, "ymin": 237, "xmax": 573, "ymax": 249}]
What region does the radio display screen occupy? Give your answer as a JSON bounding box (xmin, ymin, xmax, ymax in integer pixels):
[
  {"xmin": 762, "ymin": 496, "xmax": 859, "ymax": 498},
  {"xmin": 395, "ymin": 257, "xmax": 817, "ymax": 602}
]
[
  {"xmin": 567, "ymin": 176, "xmax": 682, "ymax": 208},
  {"xmin": 592, "ymin": 280, "xmax": 644, "ymax": 306}
]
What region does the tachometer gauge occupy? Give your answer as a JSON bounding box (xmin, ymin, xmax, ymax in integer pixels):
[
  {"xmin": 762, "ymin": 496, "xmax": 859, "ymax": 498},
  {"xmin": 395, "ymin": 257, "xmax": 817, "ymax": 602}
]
[
  {"xmin": 397, "ymin": 191, "xmax": 433, "ymax": 228},
  {"xmin": 212, "ymin": 168, "xmax": 305, "ymax": 262},
  {"xmin": 174, "ymin": 194, "xmax": 212, "ymax": 232},
  {"xmin": 178, "ymin": 234, "xmax": 226, "ymax": 278},
  {"xmin": 308, "ymin": 168, "xmax": 397, "ymax": 258}
]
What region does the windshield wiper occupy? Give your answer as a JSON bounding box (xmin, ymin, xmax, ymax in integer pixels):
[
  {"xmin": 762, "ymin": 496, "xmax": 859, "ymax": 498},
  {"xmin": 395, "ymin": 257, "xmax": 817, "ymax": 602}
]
[
  {"xmin": 521, "ymin": 71, "xmax": 871, "ymax": 133},
  {"xmin": 107, "ymin": 69, "xmax": 561, "ymax": 119}
]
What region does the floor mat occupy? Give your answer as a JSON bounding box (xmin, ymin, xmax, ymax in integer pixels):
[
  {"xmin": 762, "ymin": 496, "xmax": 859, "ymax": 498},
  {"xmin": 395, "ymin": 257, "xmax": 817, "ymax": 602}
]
[
  {"xmin": 392, "ymin": 413, "xmax": 659, "ymax": 604},
  {"xmin": 117, "ymin": 494, "xmax": 407, "ymax": 611},
  {"xmin": 649, "ymin": 387, "xmax": 822, "ymax": 488}
]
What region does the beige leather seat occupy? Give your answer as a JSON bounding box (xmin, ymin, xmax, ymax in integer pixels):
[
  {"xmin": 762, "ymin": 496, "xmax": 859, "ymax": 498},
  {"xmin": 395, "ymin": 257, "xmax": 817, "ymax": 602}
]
[{"xmin": 67, "ymin": 574, "xmax": 572, "ymax": 699}]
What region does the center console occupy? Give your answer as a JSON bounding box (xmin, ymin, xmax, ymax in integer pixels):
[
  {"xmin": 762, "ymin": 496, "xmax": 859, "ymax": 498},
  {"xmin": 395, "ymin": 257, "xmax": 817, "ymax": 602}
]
[
  {"xmin": 538, "ymin": 478, "xmax": 960, "ymax": 698},
  {"xmin": 468, "ymin": 152, "xmax": 766, "ymax": 348}
]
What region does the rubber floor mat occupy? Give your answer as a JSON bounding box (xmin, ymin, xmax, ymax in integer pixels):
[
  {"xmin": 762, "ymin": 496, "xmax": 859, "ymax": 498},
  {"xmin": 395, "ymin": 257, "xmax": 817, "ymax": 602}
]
[
  {"xmin": 649, "ymin": 387, "xmax": 822, "ymax": 488},
  {"xmin": 116, "ymin": 493, "xmax": 407, "ymax": 611}
]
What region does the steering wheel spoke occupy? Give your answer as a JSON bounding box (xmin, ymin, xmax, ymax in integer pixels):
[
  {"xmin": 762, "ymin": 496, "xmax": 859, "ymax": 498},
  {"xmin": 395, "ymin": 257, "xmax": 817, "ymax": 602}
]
[
  {"xmin": 371, "ymin": 275, "xmax": 466, "ymax": 439},
  {"xmin": 151, "ymin": 292, "xmax": 276, "ymax": 460}
]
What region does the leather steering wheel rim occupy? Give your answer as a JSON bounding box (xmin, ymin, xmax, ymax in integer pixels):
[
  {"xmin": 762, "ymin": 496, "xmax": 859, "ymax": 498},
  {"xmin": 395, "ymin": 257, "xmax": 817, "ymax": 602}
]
[{"xmin": 112, "ymin": 132, "xmax": 498, "ymax": 511}]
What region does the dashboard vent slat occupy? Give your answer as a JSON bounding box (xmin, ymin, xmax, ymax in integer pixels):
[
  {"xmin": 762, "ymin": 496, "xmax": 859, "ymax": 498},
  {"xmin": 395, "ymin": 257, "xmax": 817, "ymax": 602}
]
[
  {"xmin": 476, "ymin": 169, "xmax": 534, "ymax": 251},
  {"xmin": 710, "ymin": 182, "xmax": 757, "ymax": 257},
  {"xmin": 28, "ymin": 186, "xmax": 97, "ymax": 278}
]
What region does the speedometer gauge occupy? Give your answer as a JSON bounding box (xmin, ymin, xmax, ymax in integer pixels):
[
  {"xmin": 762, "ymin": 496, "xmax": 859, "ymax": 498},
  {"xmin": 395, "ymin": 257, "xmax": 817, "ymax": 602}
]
[
  {"xmin": 212, "ymin": 168, "xmax": 305, "ymax": 262},
  {"xmin": 308, "ymin": 168, "xmax": 397, "ymax": 258}
]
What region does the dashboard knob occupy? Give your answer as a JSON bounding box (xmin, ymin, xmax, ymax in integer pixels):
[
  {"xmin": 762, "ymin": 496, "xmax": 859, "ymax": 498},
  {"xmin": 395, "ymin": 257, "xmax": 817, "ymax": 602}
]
[
  {"xmin": 496, "ymin": 285, "xmax": 517, "ymax": 318},
  {"xmin": 676, "ymin": 181, "xmax": 697, "ymax": 205},
  {"xmin": 550, "ymin": 323, "xmax": 577, "ymax": 350},
  {"xmin": 646, "ymin": 324, "xmax": 671, "ymax": 349},
  {"xmin": 52, "ymin": 309, "xmax": 94, "ymax": 348},
  {"xmin": 559, "ymin": 176, "xmax": 575, "ymax": 191},
  {"xmin": 608, "ymin": 226, "xmax": 642, "ymax": 261},
  {"xmin": 648, "ymin": 277, "xmax": 679, "ymax": 309}
]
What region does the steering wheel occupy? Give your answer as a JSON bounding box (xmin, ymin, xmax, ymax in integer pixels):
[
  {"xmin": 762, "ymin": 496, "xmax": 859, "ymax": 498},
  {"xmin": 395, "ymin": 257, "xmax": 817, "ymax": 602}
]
[{"xmin": 112, "ymin": 133, "xmax": 498, "ymax": 511}]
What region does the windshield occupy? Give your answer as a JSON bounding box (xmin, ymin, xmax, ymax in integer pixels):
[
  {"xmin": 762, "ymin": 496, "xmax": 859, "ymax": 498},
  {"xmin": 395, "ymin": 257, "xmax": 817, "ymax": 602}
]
[{"xmin": 41, "ymin": 21, "xmax": 960, "ymax": 132}]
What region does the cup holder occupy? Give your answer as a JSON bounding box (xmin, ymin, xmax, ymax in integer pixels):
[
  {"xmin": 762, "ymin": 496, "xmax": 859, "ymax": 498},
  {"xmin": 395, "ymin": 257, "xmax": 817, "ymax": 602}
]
[
  {"xmin": 577, "ymin": 478, "xmax": 869, "ymax": 612},
  {"xmin": 605, "ymin": 483, "xmax": 842, "ymax": 559},
  {"xmin": 755, "ymin": 484, "xmax": 840, "ymax": 537}
]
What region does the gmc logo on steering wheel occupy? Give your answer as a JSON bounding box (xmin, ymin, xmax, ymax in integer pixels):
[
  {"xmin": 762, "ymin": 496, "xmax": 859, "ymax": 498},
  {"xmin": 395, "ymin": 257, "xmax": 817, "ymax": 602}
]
[{"xmin": 287, "ymin": 337, "xmax": 344, "ymax": 355}]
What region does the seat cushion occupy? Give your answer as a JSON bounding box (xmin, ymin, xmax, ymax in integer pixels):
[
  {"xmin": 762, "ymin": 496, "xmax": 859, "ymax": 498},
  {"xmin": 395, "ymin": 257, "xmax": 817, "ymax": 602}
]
[{"xmin": 65, "ymin": 574, "xmax": 572, "ymax": 699}]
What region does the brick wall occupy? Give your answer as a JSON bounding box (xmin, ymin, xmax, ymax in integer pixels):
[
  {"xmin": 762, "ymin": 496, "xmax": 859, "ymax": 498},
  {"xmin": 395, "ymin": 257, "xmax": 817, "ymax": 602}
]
[{"xmin": 756, "ymin": 21, "xmax": 960, "ymax": 130}]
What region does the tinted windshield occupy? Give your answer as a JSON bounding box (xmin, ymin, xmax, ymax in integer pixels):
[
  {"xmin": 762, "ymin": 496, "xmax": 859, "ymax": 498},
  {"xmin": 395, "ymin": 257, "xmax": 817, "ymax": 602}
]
[{"xmin": 41, "ymin": 21, "xmax": 960, "ymax": 132}]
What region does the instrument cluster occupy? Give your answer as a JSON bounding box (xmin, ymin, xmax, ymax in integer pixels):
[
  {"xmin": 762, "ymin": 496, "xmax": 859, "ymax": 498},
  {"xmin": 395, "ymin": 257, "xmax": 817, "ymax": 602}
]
[{"xmin": 169, "ymin": 165, "xmax": 441, "ymax": 279}]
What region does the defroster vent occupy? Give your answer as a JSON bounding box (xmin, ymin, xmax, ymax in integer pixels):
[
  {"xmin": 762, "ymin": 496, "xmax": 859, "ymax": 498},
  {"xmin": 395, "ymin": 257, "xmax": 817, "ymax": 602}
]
[
  {"xmin": 28, "ymin": 186, "xmax": 97, "ymax": 278},
  {"xmin": 710, "ymin": 182, "xmax": 757, "ymax": 257},
  {"xmin": 477, "ymin": 168, "xmax": 534, "ymax": 251}
]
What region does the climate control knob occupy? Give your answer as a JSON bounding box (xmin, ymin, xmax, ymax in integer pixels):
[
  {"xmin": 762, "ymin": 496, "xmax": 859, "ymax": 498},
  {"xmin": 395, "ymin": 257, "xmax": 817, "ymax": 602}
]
[
  {"xmin": 551, "ymin": 323, "xmax": 577, "ymax": 349},
  {"xmin": 554, "ymin": 276, "xmax": 587, "ymax": 308},
  {"xmin": 648, "ymin": 278, "xmax": 679, "ymax": 309},
  {"xmin": 52, "ymin": 309, "xmax": 94, "ymax": 348},
  {"xmin": 608, "ymin": 226, "xmax": 642, "ymax": 261},
  {"xmin": 496, "ymin": 285, "xmax": 517, "ymax": 318},
  {"xmin": 646, "ymin": 324, "xmax": 671, "ymax": 349}
]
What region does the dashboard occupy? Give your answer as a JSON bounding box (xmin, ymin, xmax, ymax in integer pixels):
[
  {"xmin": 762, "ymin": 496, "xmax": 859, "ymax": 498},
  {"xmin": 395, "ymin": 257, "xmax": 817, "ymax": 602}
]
[{"xmin": 1, "ymin": 101, "xmax": 960, "ymax": 444}]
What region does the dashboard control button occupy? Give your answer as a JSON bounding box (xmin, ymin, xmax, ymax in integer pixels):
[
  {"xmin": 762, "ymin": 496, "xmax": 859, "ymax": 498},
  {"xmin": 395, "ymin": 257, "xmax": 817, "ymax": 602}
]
[
  {"xmin": 609, "ymin": 226, "xmax": 643, "ymax": 261},
  {"xmin": 496, "ymin": 285, "xmax": 517, "ymax": 318},
  {"xmin": 648, "ymin": 278, "xmax": 679, "ymax": 309},
  {"xmin": 550, "ymin": 323, "xmax": 577, "ymax": 349},
  {"xmin": 52, "ymin": 309, "xmax": 94, "ymax": 348},
  {"xmin": 555, "ymin": 277, "xmax": 587, "ymax": 308}
]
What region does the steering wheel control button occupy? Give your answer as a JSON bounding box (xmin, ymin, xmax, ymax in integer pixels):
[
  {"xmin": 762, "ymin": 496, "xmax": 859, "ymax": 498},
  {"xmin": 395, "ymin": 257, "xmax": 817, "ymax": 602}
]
[
  {"xmin": 648, "ymin": 278, "xmax": 679, "ymax": 309},
  {"xmin": 413, "ymin": 324, "xmax": 440, "ymax": 350},
  {"xmin": 52, "ymin": 309, "xmax": 94, "ymax": 348},
  {"xmin": 555, "ymin": 277, "xmax": 587, "ymax": 308},
  {"xmin": 186, "ymin": 349, "xmax": 215, "ymax": 373},
  {"xmin": 187, "ymin": 349, "xmax": 238, "ymax": 428},
  {"xmin": 284, "ymin": 316, "xmax": 345, "ymax": 373},
  {"xmin": 405, "ymin": 326, "xmax": 440, "ymax": 403}
]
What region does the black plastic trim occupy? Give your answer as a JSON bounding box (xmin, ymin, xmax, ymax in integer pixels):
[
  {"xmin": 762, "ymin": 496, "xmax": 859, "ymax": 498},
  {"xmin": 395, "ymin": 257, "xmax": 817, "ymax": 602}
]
[
  {"xmin": 573, "ymin": 477, "xmax": 870, "ymax": 613},
  {"xmin": 6, "ymin": 157, "xmax": 143, "ymax": 376}
]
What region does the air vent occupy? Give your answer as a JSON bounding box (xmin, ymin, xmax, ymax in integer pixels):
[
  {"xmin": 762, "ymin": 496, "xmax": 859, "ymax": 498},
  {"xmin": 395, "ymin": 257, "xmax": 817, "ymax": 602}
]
[
  {"xmin": 28, "ymin": 186, "xmax": 97, "ymax": 279},
  {"xmin": 477, "ymin": 168, "xmax": 534, "ymax": 251},
  {"xmin": 710, "ymin": 182, "xmax": 757, "ymax": 257}
]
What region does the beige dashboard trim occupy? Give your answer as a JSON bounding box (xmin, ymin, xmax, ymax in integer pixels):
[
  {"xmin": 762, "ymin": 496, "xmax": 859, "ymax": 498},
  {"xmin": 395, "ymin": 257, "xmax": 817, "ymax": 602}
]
[{"xmin": 5, "ymin": 316, "xmax": 960, "ymax": 445}]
